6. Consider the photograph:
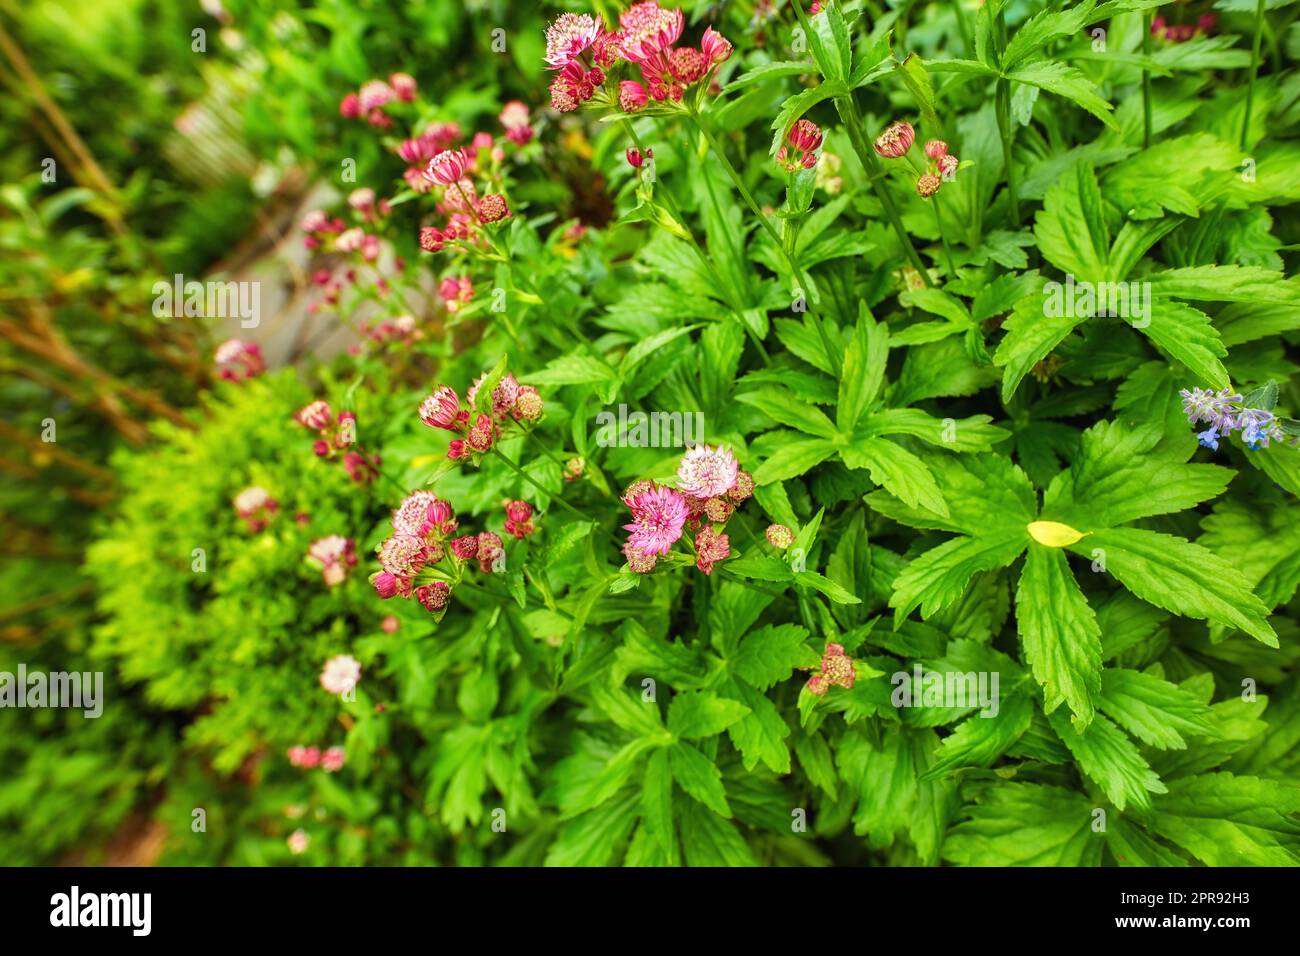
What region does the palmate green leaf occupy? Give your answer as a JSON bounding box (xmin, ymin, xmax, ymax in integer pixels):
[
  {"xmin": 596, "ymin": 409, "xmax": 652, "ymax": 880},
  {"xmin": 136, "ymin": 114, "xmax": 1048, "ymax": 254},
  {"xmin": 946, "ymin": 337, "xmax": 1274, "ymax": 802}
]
[
  {"xmin": 1047, "ymin": 709, "xmax": 1167, "ymax": 814},
  {"xmin": 736, "ymin": 387, "xmax": 839, "ymax": 439},
  {"xmin": 942, "ymin": 783, "xmax": 1102, "ymax": 866},
  {"xmin": 1001, "ymin": 0, "xmax": 1098, "ymax": 72},
  {"xmin": 1146, "ymin": 264, "xmax": 1300, "ymax": 304},
  {"xmin": 667, "ymin": 692, "xmax": 750, "ymax": 740},
  {"xmin": 1017, "ymin": 545, "xmax": 1103, "ymax": 726},
  {"xmin": 1105, "ymin": 817, "xmax": 1189, "ymax": 867},
  {"xmin": 1007, "ymin": 60, "xmax": 1118, "ymax": 130},
  {"xmin": 837, "ymin": 726, "xmax": 915, "ymax": 848},
  {"xmin": 863, "ymin": 408, "xmax": 1008, "ymax": 452},
  {"xmin": 732, "ymin": 623, "xmax": 817, "ymax": 690},
  {"xmin": 908, "ymin": 730, "xmax": 959, "ymax": 865},
  {"xmin": 526, "ymin": 353, "xmax": 618, "ymax": 386},
  {"xmin": 837, "ymin": 305, "xmax": 888, "ymax": 435},
  {"xmin": 993, "ymin": 292, "xmax": 1085, "ymax": 402},
  {"xmin": 639, "ymin": 749, "xmax": 678, "ymax": 866},
  {"xmin": 1148, "ymin": 773, "xmax": 1300, "ymax": 866},
  {"xmin": 1200, "ymin": 494, "xmax": 1300, "ymax": 611},
  {"xmin": 890, "ymin": 529, "xmax": 1027, "ymax": 622},
  {"xmin": 1140, "ymin": 298, "xmax": 1231, "ymax": 390},
  {"xmin": 1033, "ymin": 161, "xmax": 1110, "ymax": 279},
  {"xmin": 1099, "ymin": 669, "xmax": 1218, "ymax": 750},
  {"xmin": 678, "ymin": 803, "xmax": 758, "ymax": 866},
  {"xmin": 840, "ymin": 437, "xmax": 948, "ymax": 516},
  {"xmin": 865, "ymin": 451, "xmax": 1037, "ymax": 536},
  {"xmin": 805, "ymin": 0, "xmax": 853, "ymax": 83},
  {"xmin": 751, "ymin": 435, "xmax": 839, "ymax": 485},
  {"xmin": 921, "ymin": 693, "xmax": 1036, "ymax": 780},
  {"xmin": 668, "ymin": 741, "xmax": 731, "ymax": 817},
  {"xmin": 723, "ymin": 677, "xmax": 793, "ymax": 774},
  {"xmin": 1103, "ymin": 133, "xmax": 1240, "ymax": 219},
  {"xmin": 1074, "ymin": 528, "xmax": 1278, "ymax": 647},
  {"xmin": 544, "ymin": 791, "xmax": 640, "ymax": 866},
  {"xmin": 1042, "ymin": 420, "xmax": 1236, "ymax": 529}
]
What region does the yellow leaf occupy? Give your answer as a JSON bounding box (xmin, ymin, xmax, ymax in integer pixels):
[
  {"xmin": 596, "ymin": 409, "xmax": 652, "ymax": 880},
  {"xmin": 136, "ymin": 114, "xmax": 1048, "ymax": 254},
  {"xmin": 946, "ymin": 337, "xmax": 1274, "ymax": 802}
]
[{"xmin": 1027, "ymin": 520, "xmax": 1087, "ymax": 548}]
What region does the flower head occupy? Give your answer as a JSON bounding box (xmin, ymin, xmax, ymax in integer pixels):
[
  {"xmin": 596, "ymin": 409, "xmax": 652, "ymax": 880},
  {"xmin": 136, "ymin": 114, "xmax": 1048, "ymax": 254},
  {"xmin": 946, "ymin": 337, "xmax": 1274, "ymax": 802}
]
[
  {"xmin": 924, "ymin": 140, "xmax": 948, "ymax": 160},
  {"xmin": 694, "ymin": 525, "xmax": 731, "ymax": 575},
  {"xmin": 874, "ymin": 120, "xmax": 915, "ymax": 158},
  {"xmin": 916, "ymin": 173, "xmax": 942, "ymax": 198},
  {"xmin": 478, "ymin": 194, "xmax": 511, "ymax": 223},
  {"xmin": 676, "ymin": 445, "xmax": 739, "ymax": 499},
  {"xmin": 623, "ymin": 483, "xmax": 688, "ymax": 556},
  {"xmin": 619, "ymin": 2, "xmax": 684, "ymax": 62},
  {"xmin": 476, "ymin": 532, "xmax": 504, "ymax": 573},
  {"xmin": 320, "ymin": 654, "xmax": 361, "ymax": 695},
  {"xmin": 512, "ymin": 385, "xmax": 544, "ymax": 422},
  {"xmin": 620, "ymin": 80, "xmax": 648, "ymax": 113},
  {"xmin": 420, "ymin": 386, "xmax": 462, "ymax": 431},
  {"xmin": 425, "ymin": 149, "xmax": 469, "ymax": 186},
  {"xmin": 321, "ymin": 746, "xmax": 347, "ymax": 772},
  {"xmin": 545, "ymin": 13, "xmax": 602, "ymax": 68},
  {"xmin": 504, "ymin": 499, "xmax": 536, "ymax": 539},
  {"xmin": 415, "ymin": 581, "xmax": 452, "ymax": 613},
  {"xmin": 295, "ymin": 400, "xmax": 333, "ymax": 431},
  {"xmin": 700, "ymin": 27, "xmax": 733, "ymax": 64},
  {"xmin": 766, "ymin": 523, "xmax": 794, "ymax": 549},
  {"xmin": 377, "ymin": 534, "xmax": 427, "ymax": 577}
]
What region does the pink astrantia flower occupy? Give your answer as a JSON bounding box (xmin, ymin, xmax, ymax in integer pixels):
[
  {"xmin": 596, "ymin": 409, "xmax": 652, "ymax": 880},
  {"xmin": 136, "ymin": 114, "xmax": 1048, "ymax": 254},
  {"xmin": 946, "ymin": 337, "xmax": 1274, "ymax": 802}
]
[
  {"xmin": 419, "ymin": 385, "xmax": 462, "ymax": 431},
  {"xmin": 618, "ymin": 2, "xmax": 684, "ymax": 62},
  {"xmin": 467, "ymin": 371, "xmax": 521, "ymax": 420},
  {"xmin": 389, "ymin": 72, "xmax": 417, "ymax": 101},
  {"xmin": 295, "ymin": 400, "xmax": 333, "ymax": 431},
  {"xmin": 392, "ymin": 490, "xmax": 440, "ymax": 534},
  {"xmin": 504, "ymin": 499, "xmax": 535, "ymax": 539},
  {"xmin": 415, "ymin": 582, "xmax": 451, "ymax": 613},
  {"xmin": 309, "ymin": 536, "xmax": 356, "ymax": 586},
  {"xmin": 620, "ymin": 80, "xmax": 648, "ymax": 112},
  {"xmin": 377, "ymin": 534, "xmax": 427, "ymax": 577},
  {"xmin": 806, "ymin": 643, "xmax": 856, "ymax": 695},
  {"xmin": 320, "ymin": 654, "xmax": 361, "ymax": 695},
  {"xmin": 233, "ymin": 486, "xmax": 275, "ymax": 518},
  {"xmin": 694, "ymin": 525, "xmax": 730, "ymax": 575},
  {"xmin": 700, "ymin": 27, "xmax": 733, "ymax": 64},
  {"xmin": 874, "ymin": 120, "xmax": 915, "ymax": 159},
  {"xmin": 476, "ymin": 532, "xmax": 504, "ymax": 573},
  {"xmin": 675, "ymin": 444, "xmax": 739, "ymax": 499},
  {"xmin": 358, "ymin": 80, "xmax": 395, "ymax": 111},
  {"xmin": 321, "ymin": 746, "xmax": 347, "ymax": 772},
  {"xmin": 288, "ymin": 829, "xmax": 310, "ymax": 855},
  {"xmin": 623, "ymin": 483, "xmax": 689, "ymax": 556},
  {"xmin": 214, "ymin": 339, "xmax": 265, "ymax": 382},
  {"xmin": 544, "ymin": 12, "xmax": 602, "ymax": 68},
  {"xmin": 765, "ymin": 523, "xmax": 794, "ymax": 549},
  {"xmin": 425, "ymin": 149, "xmax": 469, "ymax": 186}
]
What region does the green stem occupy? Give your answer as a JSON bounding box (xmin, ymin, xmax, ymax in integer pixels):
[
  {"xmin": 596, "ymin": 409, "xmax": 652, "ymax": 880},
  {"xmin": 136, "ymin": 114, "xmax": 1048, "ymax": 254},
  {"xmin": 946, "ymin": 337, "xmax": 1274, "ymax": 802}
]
[
  {"xmin": 1142, "ymin": 11, "xmax": 1153, "ymax": 149},
  {"xmin": 1242, "ymin": 0, "xmax": 1266, "ymax": 150},
  {"xmin": 932, "ymin": 194, "xmax": 957, "ymax": 277},
  {"xmin": 993, "ymin": 9, "xmax": 1020, "ymax": 228},
  {"xmin": 690, "ymin": 114, "xmax": 845, "ymax": 373},
  {"xmin": 622, "ymin": 118, "xmax": 773, "ymax": 367},
  {"xmin": 490, "ymin": 446, "xmax": 590, "ymax": 522},
  {"xmin": 953, "ymin": 0, "xmax": 973, "ymax": 57},
  {"xmin": 834, "ymin": 95, "xmax": 935, "ymax": 286}
]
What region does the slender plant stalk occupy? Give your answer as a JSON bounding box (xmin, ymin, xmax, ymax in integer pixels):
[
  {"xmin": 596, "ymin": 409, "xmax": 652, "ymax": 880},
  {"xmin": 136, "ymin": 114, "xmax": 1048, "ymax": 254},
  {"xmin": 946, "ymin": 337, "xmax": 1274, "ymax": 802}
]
[
  {"xmin": 932, "ymin": 196, "xmax": 958, "ymax": 277},
  {"xmin": 952, "ymin": 0, "xmax": 974, "ymax": 57},
  {"xmin": 834, "ymin": 95, "xmax": 936, "ymax": 286},
  {"xmin": 689, "ymin": 115, "xmax": 845, "ymax": 373},
  {"xmin": 1142, "ymin": 11, "xmax": 1153, "ymax": 149},
  {"xmin": 622, "ymin": 118, "xmax": 774, "ymax": 366},
  {"xmin": 992, "ymin": 8, "xmax": 1020, "ymax": 227},
  {"xmin": 1242, "ymin": 0, "xmax": 1266, "ymax": 150}
]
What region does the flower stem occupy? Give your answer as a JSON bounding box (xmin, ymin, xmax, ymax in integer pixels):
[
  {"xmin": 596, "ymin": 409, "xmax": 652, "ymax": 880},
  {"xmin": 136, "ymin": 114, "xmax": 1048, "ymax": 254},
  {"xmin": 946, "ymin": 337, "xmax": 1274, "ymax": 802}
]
[
  {"xmin": 932, "ymin": 194, "xmax": 957, "ymax": 277},
  {"xmin": 623, "ymin": 118, "xmax": 774, "ymax": 367},
  {"xmin": 833, "ymin": 95, "xmax": 935, "ymax": 286},
  {"xmin": 490, "ymin": 445, "xmax": 590, "ymax": 522},
  {"xmin": 993, "ymin": 9, "xmax": 1020, "ymax": 227},
  {"xmin": 689, "ymin": 115, "xmax": 845, "ymax": 373},
  {"xmin": 1142, "ymin": 11, "xmax": 1153, "ymax": 149},
  {"xmin": 1242, "ymin": 0, "xmax": 1266, "ymax": 150}
]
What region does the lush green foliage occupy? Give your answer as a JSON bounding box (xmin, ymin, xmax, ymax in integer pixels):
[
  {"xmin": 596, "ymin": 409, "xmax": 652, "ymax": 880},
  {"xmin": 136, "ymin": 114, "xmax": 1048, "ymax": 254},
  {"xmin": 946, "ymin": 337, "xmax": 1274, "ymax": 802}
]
[{"xmin": 5, "ymin": 0, "xmax": 1300, "ymax": 866}]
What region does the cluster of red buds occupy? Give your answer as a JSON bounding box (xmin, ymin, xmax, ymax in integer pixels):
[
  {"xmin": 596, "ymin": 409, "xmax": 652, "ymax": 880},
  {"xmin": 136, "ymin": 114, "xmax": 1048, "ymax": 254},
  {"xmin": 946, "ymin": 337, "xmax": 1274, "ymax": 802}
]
[
  {"xmin": 503, "ymin": 499, "xmax": 537, "ymax": 539},
  {"xmin": 214, "ymin": 338, "xmax": 265, "ymax": 382},
  {"xmin": 875, "ymin": 121, "xmax": 961, "ymax": 198},
  {"xmin": 620, "ymin": 444, "xmax": 754, "ymax": 575},
  {"xmin": 294, "ymin": 400, "xmax": 381, "ymax": 483},
  {"xmin": 358, "ymin": 313, "xmax": 418, "ymax": 349},
  {"xmin": 371, "ymin": 491, "xmax": 513, "ymax": 621},
  {"xmin": 418, "ymin": 371, "xmax": 544, "ymax": 462},
  {"xmin": 777, "ymin": 119, "xmax": 823, "ymax": 172},
  {"xmin": 1152, "ymin": 13, "xmax": 1216, "ymax": 43},
  {"xmin": 288, "ymin": 745, "xmax": 346, "ymax": 772},
  {"xmin": 307, "ymin": 535, "xmax": 357, "ymax": 587},
  {"xmin": 438, "ymin": 276, "xmax": 474, "ymax": 313},
  {"xmin": 233, "ymin": 485, "xmax": 277, "ymax": 532},
  {"xmin": 339, "ymin": 72, "xmax": 418, "ymax": 127},
  {"xmin": 544, "ymin": 3, "xmax": 732, "ymax": 113},
  {"xmin": 804, "ymin": 643, "xmax": 858, "ymax": 696},
  {"xmin": 625, "ymin": 146, "xmax": 654, "ymax": 169}
]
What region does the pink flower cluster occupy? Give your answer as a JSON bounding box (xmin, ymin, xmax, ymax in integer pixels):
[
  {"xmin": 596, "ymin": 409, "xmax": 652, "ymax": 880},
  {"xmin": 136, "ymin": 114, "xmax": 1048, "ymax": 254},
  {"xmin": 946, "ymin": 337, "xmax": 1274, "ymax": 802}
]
[
  {"xmin": 621, "ymin": 444, "xmax": 753, "ymax": 575},
  {"xmin": 805, "ymin": 643, "xmax": 857, "ymax": 696},
  {"xmin": 372, "ymin": 490, "xmax": 516, "ymax": 619},
  {"xmin": 339, "ymin": 72, "xmax": 418, "ymax": 127},
  {"xmin": 438, "ymin": 276, "xmax": 474, "ymax": 313},
  {"xmin": 233, "ymin": 485, "xmax": 278, "ymax": 532},
  {"xmin": 1153, "ymin": 14, "xmax": 1216, "ymax": 43},
  {"xmin": 777, "ymin": 119, "xmax": 823, "ymax": 172},
  {"xmin": 503, "ymin": 499, "xmax": 536, "ymax": 539},
  {"xmin": 288, "ymin": 744, "xmax": 346, "ymax": 773},
  {"xmin": 320, "ymin": 654, "xmax": 361, "ymax": 695},
  {"xmin": 214, "ymin": 338, "xmax": 265, "ymax": 382},
  {"xmin": 308, "ymin": 536, "xmax": 357, "ymax": 587},
  {"xmin": 543, "ymin": 3, "xmax": 732, "ymax": 113},
  {"xmin": 294, "ymin": 400, "xmax": 381, "ymax": 483},
  {"xmin": 874, "ymin": 121, "xmax": 960, "ymax": 197},
  {"xmin": 418, "ymin": 372, "xmax": 544, "ymax": 462}
]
